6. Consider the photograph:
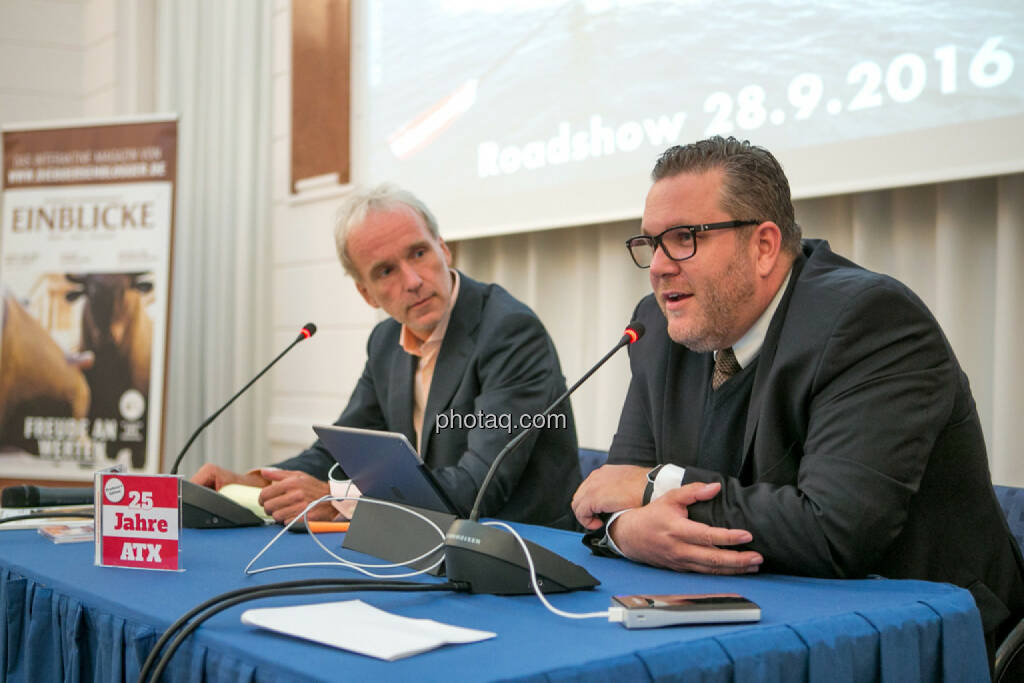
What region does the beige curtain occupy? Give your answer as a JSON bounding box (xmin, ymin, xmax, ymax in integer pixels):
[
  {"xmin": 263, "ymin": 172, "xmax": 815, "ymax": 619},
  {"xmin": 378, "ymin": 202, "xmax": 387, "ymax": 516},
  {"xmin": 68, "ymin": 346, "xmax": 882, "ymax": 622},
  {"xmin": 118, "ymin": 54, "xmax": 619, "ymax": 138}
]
[
  {"xmin": 155, "ymin": 0, "xmax": 273, "ymax": 475},
  {"xmin": 455, "ymin": 173, "xmax": 1024, "ymax": 487}
]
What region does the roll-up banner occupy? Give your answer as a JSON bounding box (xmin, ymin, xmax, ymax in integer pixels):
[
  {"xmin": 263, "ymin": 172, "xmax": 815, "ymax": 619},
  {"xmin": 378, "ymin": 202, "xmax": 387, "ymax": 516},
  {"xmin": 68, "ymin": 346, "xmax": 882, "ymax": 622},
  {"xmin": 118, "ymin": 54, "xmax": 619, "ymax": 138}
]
[{"xmin": 0, "ymin": 116, "xmax": 177, "ymax": 480}]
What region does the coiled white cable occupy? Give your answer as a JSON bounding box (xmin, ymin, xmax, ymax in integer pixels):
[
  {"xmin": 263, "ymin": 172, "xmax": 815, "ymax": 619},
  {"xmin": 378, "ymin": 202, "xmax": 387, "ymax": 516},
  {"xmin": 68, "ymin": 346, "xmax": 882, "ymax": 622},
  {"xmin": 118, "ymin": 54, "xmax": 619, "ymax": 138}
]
[
  {"xmin": 244, "ymin": 494, "xmax": 612, "ymax": 620},
  {"xmin": 244, "ymin": 494, "xmax": 445, "ymax": 578}
]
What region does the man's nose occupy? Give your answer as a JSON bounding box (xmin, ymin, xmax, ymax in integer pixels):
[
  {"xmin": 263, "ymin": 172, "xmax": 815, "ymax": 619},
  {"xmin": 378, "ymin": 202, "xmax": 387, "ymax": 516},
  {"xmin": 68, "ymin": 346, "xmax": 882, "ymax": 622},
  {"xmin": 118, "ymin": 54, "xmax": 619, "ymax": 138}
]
[
  {"xmin": 648, "ymin": 242, "xmax": 679, "ymax": 278},
  {"xmin": 400, "ymin": 262, "xmax": 423, "ymax": 290}
]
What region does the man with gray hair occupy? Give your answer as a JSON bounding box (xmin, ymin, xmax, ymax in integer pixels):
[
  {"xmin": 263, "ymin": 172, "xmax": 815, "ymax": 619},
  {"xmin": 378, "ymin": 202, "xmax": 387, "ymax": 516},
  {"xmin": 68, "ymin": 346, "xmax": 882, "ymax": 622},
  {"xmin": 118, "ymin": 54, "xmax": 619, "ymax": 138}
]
[
  {"xmin": 194, "ymin": 183, "xmax": 580, "ymax": 528},
  {"xmin": 571, "ymin": 136, "xmax": 1024, "ymax": 664}
]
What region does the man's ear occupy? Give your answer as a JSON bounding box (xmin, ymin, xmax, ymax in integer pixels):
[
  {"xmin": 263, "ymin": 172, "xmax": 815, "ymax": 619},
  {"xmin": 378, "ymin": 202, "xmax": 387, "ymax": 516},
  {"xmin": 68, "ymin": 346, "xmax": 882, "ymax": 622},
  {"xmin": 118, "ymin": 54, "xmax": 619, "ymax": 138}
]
[
  {"xmin": 354, "ymin": 280, "xmax": 379, "ymax": 309},
  {"xmin": 752, "ymin": 221, "xmax": 783, "ymax": 277}
]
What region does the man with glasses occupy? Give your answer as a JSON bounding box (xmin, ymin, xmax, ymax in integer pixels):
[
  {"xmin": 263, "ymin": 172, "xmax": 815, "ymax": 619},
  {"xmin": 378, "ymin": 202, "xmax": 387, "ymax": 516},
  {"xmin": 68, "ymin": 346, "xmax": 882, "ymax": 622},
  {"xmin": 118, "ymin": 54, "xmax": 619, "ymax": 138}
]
[
  {"xmin": 572, "ymin": 136, "xmax": 1024, "ymax": 662},
  {"xmin": 192, "ymin": 183, "xmax": 580, "ymax": 528}
]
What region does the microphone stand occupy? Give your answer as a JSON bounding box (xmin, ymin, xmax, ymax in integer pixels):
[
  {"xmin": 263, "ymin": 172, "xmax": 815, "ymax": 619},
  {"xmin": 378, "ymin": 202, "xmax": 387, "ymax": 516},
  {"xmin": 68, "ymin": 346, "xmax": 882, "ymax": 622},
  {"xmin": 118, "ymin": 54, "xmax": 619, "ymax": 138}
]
[
  {"xmin": 169, "ymin": 324, "xmax": 316, "ymax": 475},
  {"xmin": 172, "ymin": 324, "xmax": 317, "ymax": 528},
  {"xmin": 469, "ymin": 327, "xmax": 641, "ymax": 522},
  {"xmin": 445, "ymin": 324, "xmax": 645, "ymax": 595}
]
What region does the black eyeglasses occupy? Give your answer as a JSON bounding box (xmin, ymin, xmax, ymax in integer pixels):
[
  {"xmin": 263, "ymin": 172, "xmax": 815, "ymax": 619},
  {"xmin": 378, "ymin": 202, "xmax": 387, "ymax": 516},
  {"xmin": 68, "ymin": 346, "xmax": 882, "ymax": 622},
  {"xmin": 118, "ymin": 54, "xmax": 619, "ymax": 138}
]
[{"xmin": 625, "ymin": 220, "xmax": 761, "ymax": 268}]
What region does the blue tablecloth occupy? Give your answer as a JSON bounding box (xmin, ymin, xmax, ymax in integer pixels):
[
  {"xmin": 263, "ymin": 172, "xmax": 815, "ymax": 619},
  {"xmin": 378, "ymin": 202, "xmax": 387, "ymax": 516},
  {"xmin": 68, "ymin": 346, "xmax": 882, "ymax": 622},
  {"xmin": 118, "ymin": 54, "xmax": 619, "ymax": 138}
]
[{"xmin": 1, "ymin": 522, "xmax": 988, "ymax": 682}]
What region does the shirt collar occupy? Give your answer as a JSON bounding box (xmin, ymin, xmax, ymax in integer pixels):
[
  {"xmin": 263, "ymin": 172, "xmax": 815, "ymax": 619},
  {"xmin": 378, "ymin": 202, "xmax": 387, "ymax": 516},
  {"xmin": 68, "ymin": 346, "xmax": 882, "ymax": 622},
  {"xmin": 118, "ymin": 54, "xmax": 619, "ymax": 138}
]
[
  {"xmin": 400, "ymin": 269, "xmax": 460, "ymax": 358},
  {"xmin": 722, "ymin": 268, "xmax": 792, "ymax": 369}
]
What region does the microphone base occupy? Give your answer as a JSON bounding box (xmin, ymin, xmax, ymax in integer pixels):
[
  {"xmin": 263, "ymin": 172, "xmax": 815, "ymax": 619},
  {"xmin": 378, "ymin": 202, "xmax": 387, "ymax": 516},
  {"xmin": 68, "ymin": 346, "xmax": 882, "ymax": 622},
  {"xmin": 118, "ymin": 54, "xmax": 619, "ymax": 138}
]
[
  {"xmin": 180, "ymin": 480, "xmax": 265, "ymax": 528},
  {"xmin": 343, "ymin": 502, "xmax": 457, "ymax": 576},
  {"xmin": 443, "ymin": 519, "xmax": 600, "ymax": 595}
]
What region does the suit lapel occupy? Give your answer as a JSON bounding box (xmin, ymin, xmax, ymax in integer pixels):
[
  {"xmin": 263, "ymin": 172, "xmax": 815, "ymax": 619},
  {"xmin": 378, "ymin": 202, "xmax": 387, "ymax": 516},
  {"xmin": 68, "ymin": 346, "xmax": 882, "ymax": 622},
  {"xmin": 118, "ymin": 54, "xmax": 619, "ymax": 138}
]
[
  {"xmin": 419, "ymin": 273, "xmax": 481, "ymax": 460},
  {"xmin": 389, "ymin": 349, "xmax": 417, "ymax": 447},
  {"xmin": 740, "ymin": 250, "xmax": 808, "ymax": 471}
]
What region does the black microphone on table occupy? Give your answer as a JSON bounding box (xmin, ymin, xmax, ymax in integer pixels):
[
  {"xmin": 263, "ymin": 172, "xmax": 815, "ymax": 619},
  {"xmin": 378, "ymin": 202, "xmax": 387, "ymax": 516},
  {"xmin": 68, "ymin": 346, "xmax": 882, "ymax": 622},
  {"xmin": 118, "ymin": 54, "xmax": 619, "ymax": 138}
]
[
  {"xmin": 0, "ymin": 323, "xmax": 318, "ymax": 528},
  {"xmin": 442, "ymin": 321, "xmax": 646, "ymax": 595},
  {"xmin": 1, "ymin": 485, "xmax": 94, "ymax": 508}
]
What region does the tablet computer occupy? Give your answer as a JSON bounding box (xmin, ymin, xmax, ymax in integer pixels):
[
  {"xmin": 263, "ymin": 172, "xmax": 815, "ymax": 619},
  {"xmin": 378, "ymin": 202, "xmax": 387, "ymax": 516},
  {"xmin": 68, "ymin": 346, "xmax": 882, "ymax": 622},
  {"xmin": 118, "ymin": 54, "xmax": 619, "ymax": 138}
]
[{"xmin": 311, "ymin": 424, "xmax": 459, "ymax": 515}]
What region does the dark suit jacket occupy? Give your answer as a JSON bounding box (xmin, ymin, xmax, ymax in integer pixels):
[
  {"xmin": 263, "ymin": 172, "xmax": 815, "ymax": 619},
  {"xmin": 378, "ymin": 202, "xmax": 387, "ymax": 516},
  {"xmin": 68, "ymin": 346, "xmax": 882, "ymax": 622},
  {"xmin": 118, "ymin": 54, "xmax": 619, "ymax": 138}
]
[
  {"xmin": 603, "ymin": 239, "xmax": 1024, "ymax": 646},
  {"xmin": 277, "ymin": 272, "xmax": 581, "ymax": 528}
]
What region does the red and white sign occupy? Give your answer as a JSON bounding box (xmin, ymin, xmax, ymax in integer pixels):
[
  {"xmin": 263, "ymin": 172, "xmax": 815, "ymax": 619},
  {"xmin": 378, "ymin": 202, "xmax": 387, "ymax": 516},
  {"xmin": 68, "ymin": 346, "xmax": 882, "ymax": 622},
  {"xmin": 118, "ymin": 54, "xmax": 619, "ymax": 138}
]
[{"xmin": 95, "ymin": 472, "xmax": 181, "ymax": 571}]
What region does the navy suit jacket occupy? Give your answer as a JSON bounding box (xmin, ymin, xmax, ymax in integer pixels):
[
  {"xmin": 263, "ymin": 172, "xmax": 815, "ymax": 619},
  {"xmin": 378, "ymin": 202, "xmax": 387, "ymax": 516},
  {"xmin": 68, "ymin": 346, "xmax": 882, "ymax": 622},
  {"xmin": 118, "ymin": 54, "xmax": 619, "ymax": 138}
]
[
  {"xmin": 277, "ymin": 272, "xmax": 581, "ymax": 528},
  {"xmin": 602, "ymin": 239, "xmax": 1024, "ymax": 646}
]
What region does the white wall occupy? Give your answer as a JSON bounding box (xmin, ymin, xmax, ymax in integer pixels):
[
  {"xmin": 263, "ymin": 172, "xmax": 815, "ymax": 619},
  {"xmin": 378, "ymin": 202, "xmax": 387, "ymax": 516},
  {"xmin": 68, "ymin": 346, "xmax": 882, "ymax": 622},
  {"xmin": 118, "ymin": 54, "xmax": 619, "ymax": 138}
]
[
  {"xmin": 0, "ymin": 0, "xmax": 86, "ymax": 123},
  {"xmin": 81, "ymin": 0, "xmax": 154, "ymax": 117},
  {"xmin": 0, "ymin": 0, "xmax": 154, "ymax": 126}
]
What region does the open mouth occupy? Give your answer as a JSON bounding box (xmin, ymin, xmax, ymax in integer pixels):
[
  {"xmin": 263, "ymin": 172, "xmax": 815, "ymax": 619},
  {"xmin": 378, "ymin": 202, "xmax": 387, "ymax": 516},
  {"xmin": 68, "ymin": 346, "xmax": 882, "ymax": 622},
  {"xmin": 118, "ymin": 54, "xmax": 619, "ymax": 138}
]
[{"xmin": 663, "ymin": 292, "xmax": 692, "ymax": 304}]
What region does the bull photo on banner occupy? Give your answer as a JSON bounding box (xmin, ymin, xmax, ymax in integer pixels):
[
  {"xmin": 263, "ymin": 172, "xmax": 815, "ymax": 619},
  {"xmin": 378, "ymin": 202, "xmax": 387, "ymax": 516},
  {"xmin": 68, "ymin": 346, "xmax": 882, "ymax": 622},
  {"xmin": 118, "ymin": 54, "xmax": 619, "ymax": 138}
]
[{"xmin": 0, "ymin": 117, "xmax": 177, "ymax": 480}]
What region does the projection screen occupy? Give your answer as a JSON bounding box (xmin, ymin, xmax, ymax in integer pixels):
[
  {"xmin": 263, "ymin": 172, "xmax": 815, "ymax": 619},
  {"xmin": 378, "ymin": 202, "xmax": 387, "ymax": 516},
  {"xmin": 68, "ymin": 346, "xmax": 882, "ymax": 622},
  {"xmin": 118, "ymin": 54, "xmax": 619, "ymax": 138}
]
[{"xmin": 352, "ymin": 0, "xmax": 1024, "ymax": 240}]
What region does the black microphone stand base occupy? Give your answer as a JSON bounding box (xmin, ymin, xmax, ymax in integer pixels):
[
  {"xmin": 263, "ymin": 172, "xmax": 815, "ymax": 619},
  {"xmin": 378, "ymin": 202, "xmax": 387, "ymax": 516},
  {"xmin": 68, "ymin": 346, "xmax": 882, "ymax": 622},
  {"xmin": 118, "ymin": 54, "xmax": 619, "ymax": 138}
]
[
  {"xmin": 180, "ymin": 480, "xmax": 265, "ymax": 528},
  {"xmin": 443, "ymin": 519, "xmax": 600, "ymax": 595},
  {"xmin": 343, "ymin": 502, "xmax": 456, "ymax": 576}
]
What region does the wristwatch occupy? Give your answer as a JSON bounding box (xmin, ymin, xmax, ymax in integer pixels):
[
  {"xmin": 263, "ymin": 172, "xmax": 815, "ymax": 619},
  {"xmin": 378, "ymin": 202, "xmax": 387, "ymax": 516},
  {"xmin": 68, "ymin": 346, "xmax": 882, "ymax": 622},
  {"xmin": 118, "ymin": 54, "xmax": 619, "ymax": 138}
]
[{"xmin": 642, "ymin": 465, "xmax": 665, "ymax": 505}]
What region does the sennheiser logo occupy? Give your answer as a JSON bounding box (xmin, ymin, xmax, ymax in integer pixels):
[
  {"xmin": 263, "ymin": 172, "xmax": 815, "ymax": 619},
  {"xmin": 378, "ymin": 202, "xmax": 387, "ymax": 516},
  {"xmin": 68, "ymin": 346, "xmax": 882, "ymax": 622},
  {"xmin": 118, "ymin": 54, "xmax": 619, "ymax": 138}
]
[{"xmin": 447, "ymin": 533, "xmax": 481, "ymax": 545}]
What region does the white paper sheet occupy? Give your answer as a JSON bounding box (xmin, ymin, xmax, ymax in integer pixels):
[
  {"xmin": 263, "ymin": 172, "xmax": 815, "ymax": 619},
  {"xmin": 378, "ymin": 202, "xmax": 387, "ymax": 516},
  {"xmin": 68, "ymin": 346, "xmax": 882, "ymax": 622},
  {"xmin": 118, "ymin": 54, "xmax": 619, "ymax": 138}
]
[{"xmin": 240, "ymin": 599, "xmax": 495, "ymax": 661}]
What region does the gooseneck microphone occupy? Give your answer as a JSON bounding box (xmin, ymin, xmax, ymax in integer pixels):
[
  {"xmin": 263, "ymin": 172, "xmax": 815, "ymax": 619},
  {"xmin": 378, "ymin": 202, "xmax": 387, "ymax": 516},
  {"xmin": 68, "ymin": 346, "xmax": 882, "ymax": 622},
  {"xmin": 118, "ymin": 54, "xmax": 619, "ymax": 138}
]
[
  {"xmin": 169, "ymin": 323, "xmax": 316, "ymax": 475},
  {"xmin": 444, "ymin": 322, "xmax": 646, "ymax": 595},
  {"xmin": 468, "ymin": 322, "xmax": 645, "ymax": 521}
]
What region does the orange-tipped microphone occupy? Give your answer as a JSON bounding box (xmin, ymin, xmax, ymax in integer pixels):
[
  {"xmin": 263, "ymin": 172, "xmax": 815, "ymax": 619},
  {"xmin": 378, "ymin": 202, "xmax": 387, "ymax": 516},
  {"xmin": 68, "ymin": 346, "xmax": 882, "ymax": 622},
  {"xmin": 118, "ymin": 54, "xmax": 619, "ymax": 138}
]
[
  {"xmin": 468, "ymin": 320, "xmax": 644, "ymax": 520},
  {"xmin": 446, "ymin": 321, "xmax": 646, "ymax": 595},
  {"xmin": 622, "ymin": 322, "xmax": 645, "ymax": 346}
]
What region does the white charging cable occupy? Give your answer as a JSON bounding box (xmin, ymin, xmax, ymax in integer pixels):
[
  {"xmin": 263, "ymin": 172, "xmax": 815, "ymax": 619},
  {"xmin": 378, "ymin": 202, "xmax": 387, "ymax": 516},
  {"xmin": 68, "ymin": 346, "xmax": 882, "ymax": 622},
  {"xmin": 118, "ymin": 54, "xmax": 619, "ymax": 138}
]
[
  {"xmin": 244, "ymin": 494, "xmax": 445, "ymax": 578},
  {"xmin": 326, "ymin": 462, "xmax": 349, "ymax": 491},
  {"xmin": 244, "ymin": 496, "xmax": 614, "ymax": 621},
  {"xmin": 483, "ymin": 521, "xmax": 610, "ymax": 620}
]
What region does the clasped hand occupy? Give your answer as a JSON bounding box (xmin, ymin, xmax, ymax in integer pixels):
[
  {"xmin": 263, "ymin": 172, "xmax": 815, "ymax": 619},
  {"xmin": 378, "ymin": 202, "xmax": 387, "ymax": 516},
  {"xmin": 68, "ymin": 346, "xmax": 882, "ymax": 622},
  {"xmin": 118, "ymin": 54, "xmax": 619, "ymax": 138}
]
[{"xmin": 571, "ymin": 465, "xmax": 763, "ymax": 575}]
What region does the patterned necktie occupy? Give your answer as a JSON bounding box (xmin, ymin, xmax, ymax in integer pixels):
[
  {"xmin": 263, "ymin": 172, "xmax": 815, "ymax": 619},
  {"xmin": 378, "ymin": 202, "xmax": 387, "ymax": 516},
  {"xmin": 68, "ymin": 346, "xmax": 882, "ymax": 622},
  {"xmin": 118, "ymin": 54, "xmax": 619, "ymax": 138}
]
[{"xmin": 711, "ymin": 347, "xmax": 740, "ymax": 390}]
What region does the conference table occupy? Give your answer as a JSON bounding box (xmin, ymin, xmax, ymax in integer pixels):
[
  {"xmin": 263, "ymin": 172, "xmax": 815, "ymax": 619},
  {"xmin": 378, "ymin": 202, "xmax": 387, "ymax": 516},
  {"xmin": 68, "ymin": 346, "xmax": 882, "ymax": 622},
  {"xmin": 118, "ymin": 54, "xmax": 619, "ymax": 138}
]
[{"xmin": 1, "ymin": 518, "xmax": 988, "ymax": 682}]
